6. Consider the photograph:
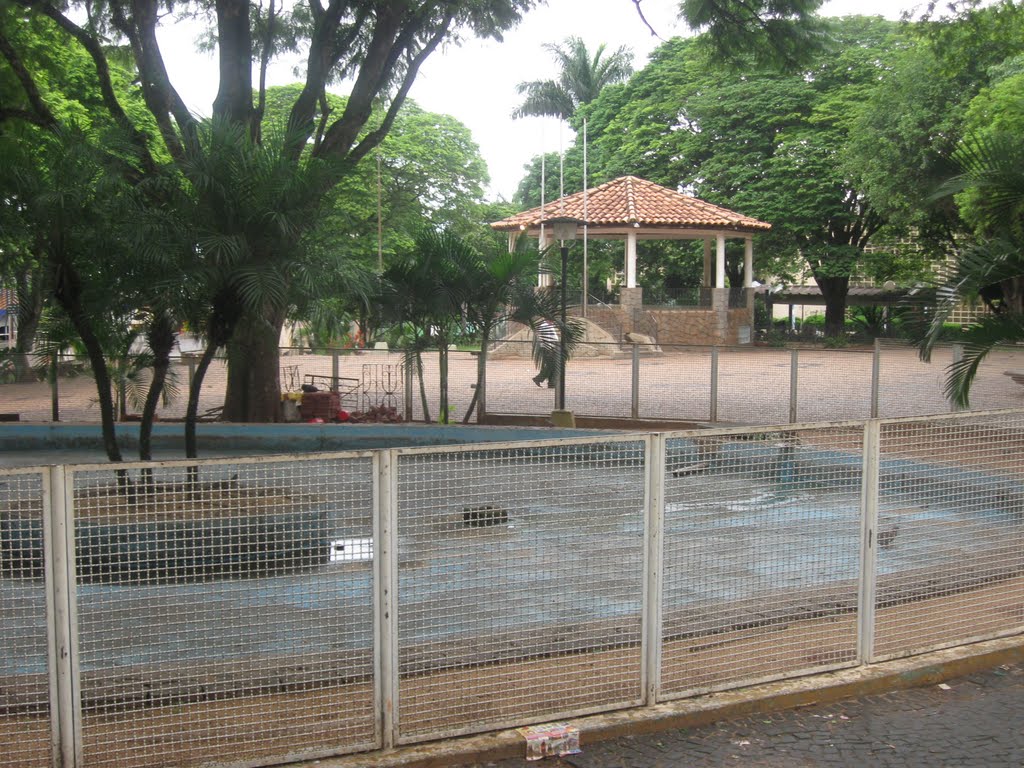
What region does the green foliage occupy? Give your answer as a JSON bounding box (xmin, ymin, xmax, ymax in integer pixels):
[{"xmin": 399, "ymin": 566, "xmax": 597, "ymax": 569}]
[
  {"xmin": 920, "ymin": 129, "xmax": 1024, "ymax": 407},
  {"xmin": 513, "ymin": 37, "xmax": 633, "ymax": 120},
  {"xmin": 680, "ymin": 0, "xmax": 828, "ymax": 70},
  {"xmin": 575, "ymin": 17, "xmax": 901, "ymax": 333}
]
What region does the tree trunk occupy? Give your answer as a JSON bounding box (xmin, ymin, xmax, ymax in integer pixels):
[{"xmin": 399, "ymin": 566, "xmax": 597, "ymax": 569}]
[
  {"xmin": 138, "ymin": 315, "xmax": 176, "ymax": 461},
  {"xmin": 53, "ymin": 279, "xmax": 121, "ymax": 462},
  {"xmin": 1002, "ymin": 276, "xmax": 1024, "ymax": 316},
  {"xmin": 185, "ymin": 342, "xmax": 222, "ymax": 460},
  {"xmin": 415, "ymin": 351, "xmax": 430, "ymax": 423},
  {"xmin": 463, "ymin": 328, "xmax": 490, "ymax": 424},
  {"xmin": 223, "ymin": 311, "xmax": 284, "ymax": 422},
  {"xmin": 438, "ymin": 342, "xmax": 449, "ymax": 423},
  {"xmin": 13, "ymin": 268, "xmax": 44, "ymax": 382},
  {"xmin": 815, "ymin": 275, "xmax": 850, "ymax": 338}
]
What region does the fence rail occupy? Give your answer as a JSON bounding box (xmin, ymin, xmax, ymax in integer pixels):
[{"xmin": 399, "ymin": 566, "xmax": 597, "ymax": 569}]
[
  {"xmin": 1, "ymin": 409, "xmax": 1022, "ymax": 766},
  {"xmin": 3, "ymin": 341, "xmax": 1024, "ymax": 428}
]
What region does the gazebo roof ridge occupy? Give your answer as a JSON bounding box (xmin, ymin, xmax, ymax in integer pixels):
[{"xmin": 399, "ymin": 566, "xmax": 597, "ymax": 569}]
[{"xmin": 490, "ymin": 175, "xmax": 771, "ymax": 234}]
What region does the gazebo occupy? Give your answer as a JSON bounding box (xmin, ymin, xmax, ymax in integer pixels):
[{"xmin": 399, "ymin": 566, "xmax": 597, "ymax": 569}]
[{"xmin": 490, "ymin": 176, "xmax": 772, "ymax": 345}]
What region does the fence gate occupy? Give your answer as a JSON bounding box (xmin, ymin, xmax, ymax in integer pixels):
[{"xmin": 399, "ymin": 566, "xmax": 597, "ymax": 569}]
[
  {"xmin": 658, "ymin": 423, "xmax": 865, "ymax": 700},
  {"xmin": 388, "ymin": 437, "xmax": 650, "ymax": 744},
  {"xmin": 0, "ymin": 468, "xmax": 55, "ymax": 768},
  {"xmin": 29, "ymin": 454, "xmax": 382, "ymax": 768}
]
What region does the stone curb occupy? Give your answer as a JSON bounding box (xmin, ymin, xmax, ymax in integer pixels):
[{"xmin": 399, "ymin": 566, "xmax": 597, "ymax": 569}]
[{"xmin": 300, "ymin": 634, "xmax": 1024, "ymax": 768}]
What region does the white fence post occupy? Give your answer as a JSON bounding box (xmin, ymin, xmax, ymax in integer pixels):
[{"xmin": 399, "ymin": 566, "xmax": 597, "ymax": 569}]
[
  {"xmin": 870, "ymin": 339, "xmax": 881, "ymax": 419},
  {"xmin": 643, "ymin": 434, "xmax": 665, "ymax": 704},
  {"xmin": 42, "ymin": 468, "xmax": 60, "ymax": 767},
  {"xmin": 377, "ymin": 450, "xmax": 399, "ymax": 748},
  {"xmin": 48, "ymin": 465, "xmax": 79, "ymax": 768},
  {"xmin": 789, "ymin": 349, "xmax": 799, "ymax": 423},
  {"xmin": 710, "ymin": 346, "xmax": 719, "ymax": 423},
  {"xmin": 631, "ymin": 344, "xmax": 641, "ymax": 420},
  {"xmin": 858, "ymin": 420, "xmax": 881, "ymax": 665}
]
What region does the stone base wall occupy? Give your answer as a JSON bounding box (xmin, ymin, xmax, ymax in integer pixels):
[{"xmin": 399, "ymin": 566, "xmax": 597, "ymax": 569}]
[{"xmin": 582, "ymin": 304, "xmax": 754, "ymax": 346}]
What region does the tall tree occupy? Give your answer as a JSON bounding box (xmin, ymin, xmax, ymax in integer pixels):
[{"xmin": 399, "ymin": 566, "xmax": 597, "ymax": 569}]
[
  {"xmin": 678, "ymin": 0, "xmax": 827, "ymax": 70},
  {"xmin": 581, "ymin": 18, "xmax": 901, "ymax": 336},
  {"xmin": 513, "ymin": 36, "xmax": 633, "ymax": 120},
  {"xmin": 2, "ymin": 0, "xmax": 538, "ymax": 425},
  {"xmin": 920, "ymin": 132, "xmax": 1024, "ymax": 407}
]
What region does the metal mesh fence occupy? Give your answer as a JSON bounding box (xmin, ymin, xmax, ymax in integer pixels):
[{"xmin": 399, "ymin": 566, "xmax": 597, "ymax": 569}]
[
  {"xmin": 68, "ymin": 454, "xmax": 379, "ymax": 768},
  {"xmin": 639, "ymin": 346, "xmax": 712, "ymax": 423},
  {"xmin": 565, "ymin": 349, "xmax": 633, "ymax": 419},
  {"xmin": 0, "ymin": 468, "xmax": 54, "ymax": 768},
  {"xmin": 5, "ymin": 342, "xmax": 1024, "ymax": 428},
  {"xmin": 392, "ymin": 438, "xmax": 648, "ymax": 743},
  {"xmin": 716, "ymin": 347, "xmax": 791, "ymax": 425},
  {"xmin": 480, "ymin": 341, "xmax": 556, "ymax": 418},
  {"xmin": 659, "ymin": 423, "xmax": 864, "ymax": 699},
  {"xmin": 873, "ymin": 412, "xmax": 1024, "ymax": 660},
  {"xmin": 876, "ymin": 343, "xmax": 952, "ymax": 419},
  {"xmin": 794, "ymin": 350, "xmax": 874, "ymax": 422}
]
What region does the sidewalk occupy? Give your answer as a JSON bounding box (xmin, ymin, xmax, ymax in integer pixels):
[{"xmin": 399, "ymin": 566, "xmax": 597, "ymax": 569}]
[{"xmin": 467, "ymin": 662, "xmax": 1024, "ymax": 768}]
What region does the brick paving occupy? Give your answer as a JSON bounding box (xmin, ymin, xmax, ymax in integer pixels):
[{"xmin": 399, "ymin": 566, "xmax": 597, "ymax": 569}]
[{"xmin": 467, "ymin": 662, "xmax": 1024, "ymax": 768}]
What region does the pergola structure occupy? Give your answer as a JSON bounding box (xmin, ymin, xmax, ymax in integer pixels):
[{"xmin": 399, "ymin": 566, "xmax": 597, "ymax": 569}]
[{"xmin": 490, "ymin": 176, "xmax": 772, "ymax": 345}]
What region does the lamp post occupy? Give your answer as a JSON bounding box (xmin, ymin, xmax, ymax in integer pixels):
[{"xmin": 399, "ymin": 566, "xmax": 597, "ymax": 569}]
[{"xmin": 546, "ymin": 217, "xmax": 579, "ymax": 411}]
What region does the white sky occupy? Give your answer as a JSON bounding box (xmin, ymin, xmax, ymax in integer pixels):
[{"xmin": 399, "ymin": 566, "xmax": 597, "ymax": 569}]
[{"xmin": 158, "ymin": 0, "xmax": 912, "ymax": 201}]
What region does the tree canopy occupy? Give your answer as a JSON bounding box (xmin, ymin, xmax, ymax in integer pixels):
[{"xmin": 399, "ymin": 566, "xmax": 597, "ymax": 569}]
[{"xmin": 512, "ymin": 36, "xmax": 633, "ymax": 120}]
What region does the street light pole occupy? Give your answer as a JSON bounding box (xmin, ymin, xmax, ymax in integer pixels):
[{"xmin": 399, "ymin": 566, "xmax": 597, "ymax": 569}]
[
  {"xmin": 546, "ymin": 217, "xmax": 579, "ymax": 413},
  {"xmin": 559, "ymin": 242, "xmax": 568, "ymax": 411}
]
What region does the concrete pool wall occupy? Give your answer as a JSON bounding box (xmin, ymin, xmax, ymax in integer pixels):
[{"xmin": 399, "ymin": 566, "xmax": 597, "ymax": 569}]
[{"xmin": 0, "ymin": 421, "xmax": 615, "ymax": 464}]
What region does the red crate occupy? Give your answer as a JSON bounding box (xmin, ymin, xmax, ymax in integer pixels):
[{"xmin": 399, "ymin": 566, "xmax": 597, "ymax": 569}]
[{"xmin": 299, "ymin": 391, "xmax": 340, "ymax": 420}]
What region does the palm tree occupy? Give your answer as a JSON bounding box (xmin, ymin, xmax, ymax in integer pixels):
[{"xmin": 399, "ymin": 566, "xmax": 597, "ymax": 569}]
[
  {"xmin": 920, "ymin": 132, "xmax": 1024, "ymax": 407},
  {"xmin": 172, "ymin": 118, "xmax": 340, "ymax": 455},
  {"xmin": 448, "ymin": 243, "xmax": 584, "ymax": 423},
  {"xmin": 4, "ymin": 125, "xmax": 136, "ymax": 463},
  {"xmin": 512, "ymin": 37, "xmax": 633, "ymax": 121},
  {"xmin": 379, "ymin": 230, "xmax": 468, "ymax": 423}
]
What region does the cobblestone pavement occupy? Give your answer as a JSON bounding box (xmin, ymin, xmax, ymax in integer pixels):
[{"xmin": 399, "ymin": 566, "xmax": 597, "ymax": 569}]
[{"xmin": 465, "ymin": 662, "xmax": 1024, "ymax": 768}]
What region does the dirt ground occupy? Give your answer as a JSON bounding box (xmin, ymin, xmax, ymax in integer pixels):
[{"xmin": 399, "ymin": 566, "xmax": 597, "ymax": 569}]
[{"xmin": 2, "ymin": 344, "xmax": 1023, "ymax": 427}]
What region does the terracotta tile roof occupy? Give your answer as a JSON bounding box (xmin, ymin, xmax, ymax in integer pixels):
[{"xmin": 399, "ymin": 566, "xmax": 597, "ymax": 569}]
[{"xmin": 491, "ymin": 176, "xmax": 771, "ymax": 233}]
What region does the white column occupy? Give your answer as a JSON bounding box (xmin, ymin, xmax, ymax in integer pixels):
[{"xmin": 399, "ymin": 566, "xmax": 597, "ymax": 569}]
[
  {"xmin": 626, "ymin": 231, "xmax": 638, "ymax": 288},
  {"xmin": 715, "ymin": 234, "xmax": 726, "ymax": 290},
  {"xmin": 703, "ymin": 238, "xmax": 712, "ymax": 287},
  {"xmin": 744, "ymin": 237, "xmax": 754, "ymax": 288}
]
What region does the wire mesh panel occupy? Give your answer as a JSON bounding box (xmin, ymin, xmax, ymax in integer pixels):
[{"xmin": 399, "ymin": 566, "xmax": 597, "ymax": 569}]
[
  {"xmin": 566, "ymin": 347, "xmax": 633, "ymax": 419},
  {"xmin": 69, "ymin": 454, "xmax": 379, "ymax": 768},
  {"xmin": 660, "ymin": 423, "xmax": 864, "ymax": 699},
  {"xmin": 967, "ymin": 346, "xmax": 1024, "ymax": 412},
  {"xmin": 393, "ymin": 437, "xmax": 648, "ymax": 743},
  {"xmin": 405, "ymin": 351, "xmax": 484, "ymax": 424},
  {"xmin": 794, "ymin": 350, "xmax": 873, "ymax": 422},
  {"xmin": 876, "ymin": 343, "xmax": 951, "ymax": 418},
  {"xmin": 0, "ymin": 468, "xmax": 54, "ymax": 768},
  {"xmin": 640, "ymin": 346, "xmax": 712, "ymax": 422},
  {"xmin": 873, "ymin": 411, "xmax": 1024, "ymax": 660},
  {"xmin": 481, "ymin": 342, "xmax": 555, "ymax": 418},
  {"xmin": 717, "ymin": 347, "xmax": 791, "ymax": 424}
]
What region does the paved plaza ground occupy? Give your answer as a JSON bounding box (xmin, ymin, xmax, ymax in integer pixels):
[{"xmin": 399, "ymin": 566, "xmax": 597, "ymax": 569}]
[
  {"xmin": 2, "ymin": 343, "xmax": 1024, "ymax": 427},
  {"xmin": 468, "ymin": 661, "xmax": 1024, "ymax": 768}
]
